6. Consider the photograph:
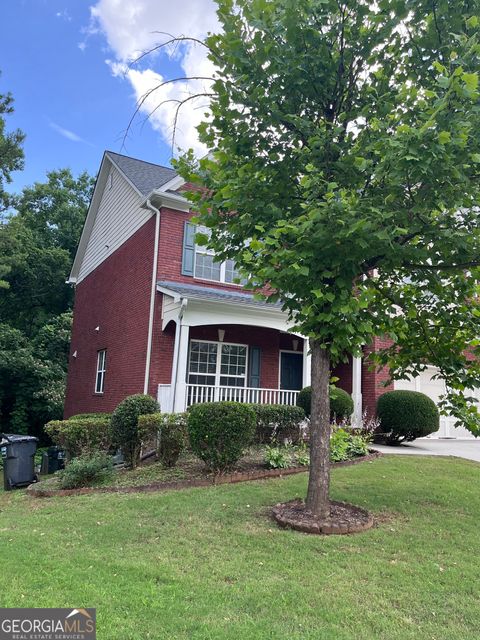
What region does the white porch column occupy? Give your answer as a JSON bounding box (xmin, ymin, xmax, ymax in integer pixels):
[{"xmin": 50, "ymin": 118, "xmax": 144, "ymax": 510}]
[
  {"xmin": 302, "ymin": 338, "xmax": 311, "ymax": 388},
  {"xmin": 173, "ymin": 323, "xmax": 190, "ymax": 413},
  {"xmin": 352, "ymin": 355, "xmax": 363, "ymax": 426}
]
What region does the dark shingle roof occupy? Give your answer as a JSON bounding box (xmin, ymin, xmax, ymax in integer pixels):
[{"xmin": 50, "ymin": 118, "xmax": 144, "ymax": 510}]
[
  {"xmin": 106, "ymin": 151, "xmax": 178, "ymax": 196},
  {"xmin": 157, "ymin": 280, "xmax": 283, "ymax": 309}
]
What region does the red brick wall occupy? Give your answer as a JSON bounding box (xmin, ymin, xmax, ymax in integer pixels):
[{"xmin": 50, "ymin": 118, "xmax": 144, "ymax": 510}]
[
  {"xmin": 64, "ymin": 218, "xmax": 155, "ymax": 417},
  {"xmin": 332, "ymin": 357, "xmax": 353, "ymax": 394},
  {"xmin": 157, "ymin": 208, "xmax": 250, "ymax": 292},
  {"xmin": 362, "ymin": 336, "xmax": 395, "ymax": 417},
  {"xmin": 157, "ymin": 207, "xmax": 271, "ymax": 296}
]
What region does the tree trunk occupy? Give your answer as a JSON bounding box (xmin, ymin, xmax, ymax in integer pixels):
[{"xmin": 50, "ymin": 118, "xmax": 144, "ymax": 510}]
[{"xmin": 305, "ymin": 340, "xmax": 331, "ymax": 519}]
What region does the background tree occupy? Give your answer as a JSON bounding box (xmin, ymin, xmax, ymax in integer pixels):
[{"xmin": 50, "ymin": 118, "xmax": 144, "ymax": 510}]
[
  {"xmin": 174, "ymin": 0, "xmax": 480, "ymax": 521},
  {"xmin": 0, "ymin": 72, "xmax": 24, "ymax": 288},
  {"xmin": 0, "ymin": 170, "xmax": 93, "ymax": 437},
  {"xmin": 0, "ymin": 83, "xmax": 24, "ymax": 213},
  {"xmin": 0, "ymin": 169, "xmax": 93, "ymax": 336}
]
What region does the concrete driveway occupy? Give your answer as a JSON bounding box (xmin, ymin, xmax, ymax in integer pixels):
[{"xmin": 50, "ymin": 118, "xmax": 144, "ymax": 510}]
[{"xmin": 372, "ymin": 439, "xmax": 480, "ymax": 463}]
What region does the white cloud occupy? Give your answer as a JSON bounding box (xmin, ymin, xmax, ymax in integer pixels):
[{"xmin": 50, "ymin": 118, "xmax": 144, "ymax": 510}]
[{"xmin": 89, "ymin": 0, "xmax": 219, "ymax": 156}]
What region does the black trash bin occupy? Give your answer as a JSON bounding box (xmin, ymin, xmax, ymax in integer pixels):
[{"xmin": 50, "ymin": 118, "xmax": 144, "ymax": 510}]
[
  {"xmin": 40, "ymin": 446, "xmax": 65, "ymax": 474},
  {"xmin": 1, "ymin": 434, "xmax": 38, "ymax": 491}
]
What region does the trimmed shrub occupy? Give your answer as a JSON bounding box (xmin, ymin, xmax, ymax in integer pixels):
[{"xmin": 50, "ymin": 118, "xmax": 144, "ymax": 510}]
[
  {"xmin": 297, "ymin": 385, "xmax": 354, "ymax": 420},
  {"xmin": 187, "ymin": 402, "xmax": 256, "ymax": 472},
  {"xmin": 296, "ymin": 386, "xmax": 312, "ymax": 416},
  {"xmin": 138, "ymin": 412, "xmax": 188, "ymax": 467},
  {"xmin": 250, "ymin": 404, "xmax": 305, "ymax": 444},
  {"xmin": 69, "ymin": 413, "xmax": 111, "ymax": 421},
  {"xmin": 377, "ymin": 390, "xmax": 439, "ymax": 444},
  {"xmin": 111, "ymin": 394, "xmax": 160, "ymax": 467},
  {"xmin": 330, "ymin": 386, "xmax": 354, "ymax": 421},
  {"xmin": 58, "ymin": 453, "xmax": 114, "ymax": 489},
  {"xmin": 45, "ymin": 417, "xmax": 112, "ymax": 460}
]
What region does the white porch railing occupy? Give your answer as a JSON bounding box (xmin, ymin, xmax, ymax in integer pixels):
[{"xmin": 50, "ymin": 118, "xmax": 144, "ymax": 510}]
[{"xmin": 186, "ymin": 384, "xmax": 299, "ymax": 408}]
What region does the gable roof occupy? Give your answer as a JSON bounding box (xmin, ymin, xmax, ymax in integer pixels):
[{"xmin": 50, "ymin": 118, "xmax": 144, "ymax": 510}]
[
  {"xmin": 106, "ymin": 151, "xmax": 178, "ymax": 196},
  {"xmin": 69, "ymin": 151, "xmax": 187, "ymax": 284}
]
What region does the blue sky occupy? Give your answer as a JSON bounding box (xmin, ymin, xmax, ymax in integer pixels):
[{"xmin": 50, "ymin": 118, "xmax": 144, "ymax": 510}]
[{"xmin": 1, "ymin": 0, "xmax": 216, "ymax": 194}]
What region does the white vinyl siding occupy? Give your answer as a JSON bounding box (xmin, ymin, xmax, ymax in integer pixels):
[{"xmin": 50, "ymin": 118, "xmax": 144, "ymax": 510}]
[{"xmin": 77, "ymin": 165, "xmax": 150, "ymax": 283}]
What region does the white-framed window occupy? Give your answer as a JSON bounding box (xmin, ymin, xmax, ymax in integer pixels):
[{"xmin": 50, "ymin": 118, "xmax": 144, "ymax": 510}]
[
  {"xmin": 95, "ymin": 349, "xmax": 107, "ymax": 394},
  {"xmin": 194, "ymin": 226, "xmax": 244, "ymax": 285},
  {"xmin": 187, "ymin": 340, "xmax": 247, "ymax": 387}
]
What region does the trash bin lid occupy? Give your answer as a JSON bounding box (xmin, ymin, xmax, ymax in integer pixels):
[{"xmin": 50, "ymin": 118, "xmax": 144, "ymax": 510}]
[{"xmin": 0, "ymin": 434, "xmax": 38, "ymax": 444}]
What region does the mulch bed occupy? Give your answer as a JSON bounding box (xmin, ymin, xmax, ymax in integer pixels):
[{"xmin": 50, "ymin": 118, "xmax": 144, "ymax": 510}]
[
  {"xmin": 26, "ymin": 451, "xmax": 381, "ymax": 499},
  {"xmin": 272, "ymin": 499, "xmax": 374, "ymax": 535}
]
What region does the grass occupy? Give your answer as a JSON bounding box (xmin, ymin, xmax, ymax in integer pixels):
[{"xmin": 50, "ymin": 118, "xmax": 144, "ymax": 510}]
[{"xmin": 1, "ymin": 455, "xmax": 480, "ymax": 639}]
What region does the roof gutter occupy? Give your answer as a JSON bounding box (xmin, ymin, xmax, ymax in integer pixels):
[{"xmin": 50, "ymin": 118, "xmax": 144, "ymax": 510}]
[{"xmin": 143, "ymin": 198, "xmax": 161, "ymax": 395}]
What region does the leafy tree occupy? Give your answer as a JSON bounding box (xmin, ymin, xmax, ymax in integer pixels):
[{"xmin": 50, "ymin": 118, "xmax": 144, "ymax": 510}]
[
  {"xmin": 0, "ymin": 169, "xmax": 94, "ymax": 336},
  {"xmin": 175, "ymin": 0, "xmax": 480, "ymax": 519},
  {"xmin": 0, "ymin": 169, "xmax": 93, "ymax": 435},
  {"xmin": 15, "ymin": 168, "xmax": 93, "ymax": 261},
  {"xmin": 0, "ymin": 74, "xmax": 24, "ymax": 287},
  {"xmin": 0, "ymin": 81, "xmax": 24, "ymax": 213},
  {"xmin": 0, "ymin": 314, "xmax": 72, "ymax": 439}
]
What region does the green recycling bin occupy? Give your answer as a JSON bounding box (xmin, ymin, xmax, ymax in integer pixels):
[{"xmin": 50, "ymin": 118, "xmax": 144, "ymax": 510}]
[{"xmin": 1, "ymin": 434, "xmax": 38, "ymax": 491}]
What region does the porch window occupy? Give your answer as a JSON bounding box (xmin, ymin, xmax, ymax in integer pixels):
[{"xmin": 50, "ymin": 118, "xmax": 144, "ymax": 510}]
[
  {"xmin": 194, "ymin": 226, "xmax": 244, "ymax": 284},
  {"xmin": 188, "ymin": 340, "xmax": 247, "ymax": 387},
  {"xmin": 95, "ymin": 349, "xmax": 107, "ymax": 394}
]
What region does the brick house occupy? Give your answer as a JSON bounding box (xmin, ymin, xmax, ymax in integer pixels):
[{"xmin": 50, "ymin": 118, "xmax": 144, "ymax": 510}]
[{"xmin": 64, "ymin": 152, "xmax": 477, "ymax": 438}]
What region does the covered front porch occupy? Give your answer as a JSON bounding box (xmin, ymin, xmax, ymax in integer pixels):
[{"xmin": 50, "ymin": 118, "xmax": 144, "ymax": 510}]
[
  {"xmin": 156, "ymin": 281, "xmax": 311, "ymax": 413},
  {"xmin": 155, "ymin": 280, "xmax": 362, "ymax": 420}
]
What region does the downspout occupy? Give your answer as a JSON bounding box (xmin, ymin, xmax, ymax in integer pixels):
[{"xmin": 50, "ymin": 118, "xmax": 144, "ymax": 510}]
[
  {"xmin": 170, "ymin": 298, "xmax": 188, "ymax": 411},
  {"xmin": 143, "ymin": 198, "xmax": 161, "ymax": 395}
]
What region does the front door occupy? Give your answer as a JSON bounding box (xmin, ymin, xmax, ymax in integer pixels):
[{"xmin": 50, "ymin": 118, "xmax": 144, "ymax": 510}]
[{"xmin": 280, "ymin": 352, "xmax": 303, "ymax": 390}]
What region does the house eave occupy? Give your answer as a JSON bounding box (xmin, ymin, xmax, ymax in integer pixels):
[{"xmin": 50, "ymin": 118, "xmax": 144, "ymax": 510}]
[{"xmin": 144, "ymin": 189, "xmax": 191, "ymax": 213}]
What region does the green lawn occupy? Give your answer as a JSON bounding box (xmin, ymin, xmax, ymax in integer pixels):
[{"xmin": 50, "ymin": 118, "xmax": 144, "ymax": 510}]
[{"xmin": 1, "ymin": 455, "xmax": 480, "ymax": 639}]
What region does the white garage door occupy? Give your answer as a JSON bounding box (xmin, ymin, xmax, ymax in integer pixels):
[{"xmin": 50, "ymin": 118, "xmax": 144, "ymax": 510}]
[{"xmin": 394, "ymin": 367, "xmax": 480, "ymax": 439}]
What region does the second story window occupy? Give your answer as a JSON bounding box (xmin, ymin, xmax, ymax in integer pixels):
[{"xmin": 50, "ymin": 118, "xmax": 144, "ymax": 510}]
[
  {"xmin": 95, "ymin": 349, "xmax": 107, "ymax": 394},
  {"xmin": 194, "ymin": 226, "xmax": 244, "ymax": 284}
]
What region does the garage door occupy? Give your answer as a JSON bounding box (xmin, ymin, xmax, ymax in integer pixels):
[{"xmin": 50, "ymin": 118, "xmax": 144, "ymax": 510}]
[{"xmin": 394, "ymin": 367, "xmax": 480, "ymax": 439}]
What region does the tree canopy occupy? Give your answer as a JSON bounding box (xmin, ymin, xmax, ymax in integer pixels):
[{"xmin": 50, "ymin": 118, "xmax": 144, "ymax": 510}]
[
  {"xmin": 178, "ymin": 0, "xmax": 480, "ymax": 432},
  {"xmin": 0, "ymin": 169, "xmax": 94, "ymax": 437},
  {"xmin": 172, "ymin": 0, "xmax": 480, "ymax": 518}
]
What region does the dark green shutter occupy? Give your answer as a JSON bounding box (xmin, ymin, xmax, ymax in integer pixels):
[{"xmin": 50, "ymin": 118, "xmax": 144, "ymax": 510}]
[
  {"xmin": 181, "ymin": 221, "xmax": 196, "ymax": 276},
  {"xmin": 248, "ymin": 346, "xmax": 261, "ymax": 388}
]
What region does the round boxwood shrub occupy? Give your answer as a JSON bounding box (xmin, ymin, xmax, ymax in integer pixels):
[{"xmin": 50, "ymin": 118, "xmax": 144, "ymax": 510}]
[
  {"xmin": 111, "ymin": 394, "xmax": 159, "ymax": 467},
  {"xmin": 187, "ymin": 402, "xmax": 256, "ymax": 472},
  {"xmin": 377, "ymin": 390, "xmax": 439, "ymax": 444},
  {"xmin": 296, "ymin": 386, "xmax": 312, "ymax": 416},
  {"xmin": 330, "ymin": 386, "xmax": 354, "ymax": 421},
  {"xmin": 297, "ymin": 385, "xmax": 353, "ymax": 420}
]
